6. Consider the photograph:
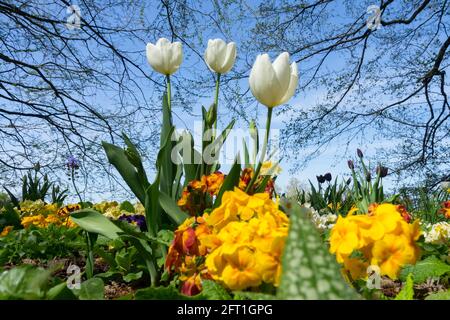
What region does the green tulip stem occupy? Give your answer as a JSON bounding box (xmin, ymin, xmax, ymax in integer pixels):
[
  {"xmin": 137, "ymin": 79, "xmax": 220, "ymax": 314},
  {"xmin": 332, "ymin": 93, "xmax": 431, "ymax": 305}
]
[
  {"xmin": 214, "ymin": 73, "xmax": 221, "ymax": 131},
  {"xmin": 246, "ymin": 107, "xmax": 273, "ymax": 192},
  {"xmin": 166, "ymin": 75, "xmax": 172, "ymax": 111}
]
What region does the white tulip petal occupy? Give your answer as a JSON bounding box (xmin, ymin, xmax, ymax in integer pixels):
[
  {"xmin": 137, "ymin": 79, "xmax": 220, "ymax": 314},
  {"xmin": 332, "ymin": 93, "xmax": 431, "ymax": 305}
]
[
  {"xmin": 169, "ymin": 42, "xmax": 183, "ymax": 74},
  {"xmin": 220, "ymin": 42, "xmax": 236, "ymax": 74},
  {"xmin": 211, "ymin": 39, "xmax": 227, "ymax": 72},
  {"xmin": 146, "ymin": 43, "xmax": 166, "ymax": 75},
  {"xmin": 249, "ymin": 54, "xmax": 283, "ymax": 107},
  {"xmin": 272, "ymin": 52, "xmax": 291, "ymax": 96},
  {"xmin": 279, "ymin": 62, "xmax": 298, "ymax": 105}
]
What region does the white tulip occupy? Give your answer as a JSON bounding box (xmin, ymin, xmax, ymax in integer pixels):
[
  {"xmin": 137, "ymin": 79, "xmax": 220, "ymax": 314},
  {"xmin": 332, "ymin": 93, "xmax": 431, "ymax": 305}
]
[
  {"xmin": 146, "ymin": 38, "xmax": 183, "ymax": 75},
  {"xmin": 204, "ymin": 39, "xmax": 237, "ymax": 74},
  {"xmin": 249, "ymin": 52, "xmax": 298, "ymax": 108}
]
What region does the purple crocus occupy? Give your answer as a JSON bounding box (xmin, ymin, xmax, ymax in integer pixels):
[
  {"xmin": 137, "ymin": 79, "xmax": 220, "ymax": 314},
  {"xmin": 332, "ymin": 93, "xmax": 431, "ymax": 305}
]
[{"xmin": 118, "ymin": 214, "xmax": 147, "ymax": 231}]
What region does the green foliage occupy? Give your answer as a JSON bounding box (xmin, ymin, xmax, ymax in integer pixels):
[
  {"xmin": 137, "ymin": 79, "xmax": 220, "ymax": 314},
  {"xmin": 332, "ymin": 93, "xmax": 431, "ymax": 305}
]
[
  {"xmin": 201, "ymin": 280, "xmax": 231, "ymax": 300},
  {"xmin": 0, "ymin": 225, "xmax": 85, "ymax": 264},
  {"xmin": 399, "ymin": 256, "xmax": 450, "ymax": 284},
  {"xmin": 70, "ymin": 209, "xmax": 123, "ymax": 240},
  {"xmin": 398, "ymin": 187, "xmax": 449, "ymax": 223},
  {"xmin": 394, "ymin": 273, "xmax": 414, "ymax": 300},
  {"xmin": 0, "ymin": 265, "xmax": 51, "ymax": 299},
  {"xmin": 347, "ymin": 154, "xmax": 386, "ymax": 213},
  {"xmin": 74, "ymin": 278, "xmax": 105, "ymax": 300},
  {"xmin": 277, "ymin": 204, "xmax": 359, "ymax": 300},
  {"xmin": 4, "ymin": 169, "xmax": 68, "ymax": 206},
  {"xmin": 425, "ymin": 290, "xmax": 450, "ymax": 300},
  {"xmin": 0, "ymin": 265, "xmax": 78, "ymax": 300},
  {"xmin": 134, "ymin": 285, "xmax": 194, "ymax": 300},
  {"xmin": 307, "ymin": 178, "xmax": 353, "ymax": 215}
]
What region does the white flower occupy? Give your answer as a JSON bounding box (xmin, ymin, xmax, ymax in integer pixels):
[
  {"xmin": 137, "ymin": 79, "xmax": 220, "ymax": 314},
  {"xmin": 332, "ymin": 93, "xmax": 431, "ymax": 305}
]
[
  {"xmin": 423, "ymin": 222, "xmax": 450, "ymax": 244},
  {"xmin": 249, "ymin": 52, "xmax": 298, "ymax": 108},
  {"xmin": 260, "ymin": 161, "xmax": 282, "ymax": 176},
  {"xmin": 146, "ymin": 38, "xmax": 183, "ymax": 75},
  {"xmin": 204, "ymin": 39, "xmax": 236, "ymax": 74},
  {"xmin": 441, "ymin": 181, "xmax": 450, "ymax": 191}
]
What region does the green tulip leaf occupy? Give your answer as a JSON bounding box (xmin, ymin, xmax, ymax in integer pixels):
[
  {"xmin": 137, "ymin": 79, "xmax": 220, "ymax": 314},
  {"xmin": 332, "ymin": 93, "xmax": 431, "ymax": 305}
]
[{"xmin": 70, "ymin": 209, "xmax": 123, "ymax": 240}]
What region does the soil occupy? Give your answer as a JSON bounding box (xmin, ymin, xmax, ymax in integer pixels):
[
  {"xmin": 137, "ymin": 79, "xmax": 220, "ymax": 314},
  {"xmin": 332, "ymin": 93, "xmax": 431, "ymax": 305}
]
[{"xmin": 380, "ymin": 276, "xmax": 448, "ymax": 299}]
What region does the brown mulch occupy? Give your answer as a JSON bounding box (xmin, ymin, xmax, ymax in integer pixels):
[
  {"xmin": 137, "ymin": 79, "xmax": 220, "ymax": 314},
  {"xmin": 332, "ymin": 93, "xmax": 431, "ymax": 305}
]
[
  {"xmin": 381, "ymin": 276, "xmax": 448, "ymax": 299},
  {"xmin": 104, "ymin": 281, "xmax": 136, "ymax": 300}
]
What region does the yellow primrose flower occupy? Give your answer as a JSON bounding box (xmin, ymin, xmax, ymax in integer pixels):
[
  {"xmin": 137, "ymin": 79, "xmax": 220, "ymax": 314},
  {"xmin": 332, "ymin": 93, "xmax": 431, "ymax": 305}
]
[
  {"xmin": 330, "ymin": 203, "xmax": 420, "ymax": 280},
  {"xmin": 329, "ymin": 216, "xmax": 361, "ymax": 263},
  {"xmin": 218, "ymin": 246, "xmax": 262, "ymax": 291},
  {"xmin": 21, "ymin": 215, "xmax": 47, "ymax": 228},
  {"xmin": 370, "ymin": 234, "xmax": 419, "ymax": 279},
  {"xmin": 342, "ymin": 256, "xmax": 369, "ymax": 280}
]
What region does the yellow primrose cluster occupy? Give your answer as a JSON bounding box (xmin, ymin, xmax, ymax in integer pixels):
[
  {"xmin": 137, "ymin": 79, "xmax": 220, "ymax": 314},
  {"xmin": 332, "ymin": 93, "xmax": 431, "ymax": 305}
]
[
  {"xmin": 206, "ymin": 188, "xmax": 288, "ymax": 290},
  {"xmin": 18, "ymin": 199, "xmax": 59, "ymax": 217},
  {"xmin": 93, "ymin": 201, "xmax": 145, "ymax": 219},
  {"xmin": 329, "ymin": 203, "xmax": 421, "ymax": 280},
  {"xmin": 20, "ymin": 203, "xmax": 80, "ymax": 229},
  {"xmin": 167, "ymin": 187, "xmax": 289, "ymax": 294}
]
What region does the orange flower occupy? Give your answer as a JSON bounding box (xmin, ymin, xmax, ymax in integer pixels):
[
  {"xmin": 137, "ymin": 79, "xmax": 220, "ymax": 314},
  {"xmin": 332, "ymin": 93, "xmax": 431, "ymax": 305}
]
[
  {"xmin": 202, "ymin": 171, "xmax": 225, "ymax": 196},
  {"xmin": 177, "ymin": 180, "xmax": 207, "ymax": 216},
  {"xmin": 440, "ymin": 201, "xmax": 450, "ymax": 219},
  {"xmin": 165, "ymin": 216, "xmax": 212, "ymax": 273}
]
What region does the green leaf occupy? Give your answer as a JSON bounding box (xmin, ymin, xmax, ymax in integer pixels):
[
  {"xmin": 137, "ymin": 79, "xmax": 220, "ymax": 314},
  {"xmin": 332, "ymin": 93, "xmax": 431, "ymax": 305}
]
[
  {"xmin": 47, "ymin": 282, "xmax": 77, "ymax": 300},
  {"xmin": 425, "ymin": 290, "xmax": 450, "ymax": 300},
  {"xmin": 122, "ymin": 133, "xmax": 150, "ymax": 188},
  {"xmin": 123, "ymin": 271, "xmax": 143, "ymax": 283},
  {"xmin": 277, "ymin": 205, "xmax": 359, "ymax": 300},
  {"xmin": 199, "ymin": 280, "xmax": 231, "ymax": 300},
  {"xmin": 399, "ymin": 256, "xmax": 450, "ymax": 284},
  {"xmin": 394, "ymin": 273, "xmax": 414, "ymax": 300},
  {"xmin": 102, "ymin": 141, "xmax": 146, "ymax": 204},
  {"xmin": 180, "ymin": 131, "xmax": 201, "ymax": 184},
  {"xmin": 213, "ymin": 157, "xmax": 241, "ymax": 209},
  {"xmin": 135, "ymin": 285, "xmax": 201, "ymax": 300},
  {"xmin": 70, "ymin": 209, "xmax": 123, "ymax": 240},
  {"xmin": 119, "ymin": 201, "xmax": 135, "ymax": 213},
  {"xmin": 159, "ymin": 191, "xmax": 189, "ymax": 225},
  {"xmin": 208, "ymin": 119, "xmax": 236, "ymax": 174},
  {"xmin": 75, "ymin": 278, "xmax": 104, "ymax": 300},
  {"xmin": 0, "ymin": 265, "xmax": 50, "ymax": 300},
  {"xmin": 233, "ymin": 291, "xmax": 276, "ymax": 300}
]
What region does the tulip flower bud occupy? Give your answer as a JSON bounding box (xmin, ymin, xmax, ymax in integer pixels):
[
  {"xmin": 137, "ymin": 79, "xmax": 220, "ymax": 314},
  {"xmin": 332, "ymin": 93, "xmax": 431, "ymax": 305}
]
[
  {"xmin": 204, "ymin": 39, "xmax": 236, "ymax": 74},
  {"xmin": 249, "ymin": 52, "xmax": 298, "ymax": 108},
  {"xmin": 206, "ymin": 103, "xmax": 217, "ymax": 127},
  {"xmin": 346, "ymin": 178, "xmax": 352, "ymax": 185},
  {"xmin": 249, "ymin": 120, "xmax": 258, "ymax": 143},
  {"xmin": 317, "ymin": 175, "xmax": 326, "ymax": 184},
  {"xmin": 125, "ymin": 148, "xmax": 142, "ymax": 169},
  {"xmin": 366, "ymin": 172, "xmax": 372, "ymax": 182},
  {"xmin": 324, "ymin": 172, "xmax": 332, "ymax": 182},
  {"xmin": 376, "ymin": 165, "xmax": 388, "ymax": 178},
  {"xmin": 146, "ymin": 38, "xmax": 183, "ymax": 75},
  {"xmin": 347, "ymin": 160, "xmax": 355, "ymax": 170},
  {"xmin": 357, "ymin": 148, "xmax": 364, "ymax": 158}
]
